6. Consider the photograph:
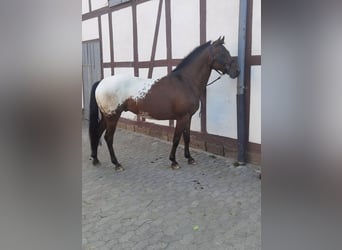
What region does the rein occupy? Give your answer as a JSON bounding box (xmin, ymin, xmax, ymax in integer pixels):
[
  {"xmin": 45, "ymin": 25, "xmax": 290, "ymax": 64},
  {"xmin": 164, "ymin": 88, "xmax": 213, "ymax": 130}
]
[
  {"xmin": 207, "ymin": 44, "xmax": 231, "ymax": 87},
  {"xmin": 206, "ymin": 69, "xmax": 223, "ymax": 86}
]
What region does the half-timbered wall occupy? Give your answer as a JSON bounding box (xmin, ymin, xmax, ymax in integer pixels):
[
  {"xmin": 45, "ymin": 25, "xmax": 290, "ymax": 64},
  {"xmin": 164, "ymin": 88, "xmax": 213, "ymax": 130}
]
[{"xmin": 82, "ymin": 0, "xmax": 261, "ymax": 163}]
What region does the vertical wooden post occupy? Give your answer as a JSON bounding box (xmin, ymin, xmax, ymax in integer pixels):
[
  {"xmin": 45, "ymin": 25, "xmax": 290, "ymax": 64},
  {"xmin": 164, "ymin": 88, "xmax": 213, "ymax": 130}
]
[
  {"xmin": 108, "ymin": 12, "xmax": 114, "ymax": 76},
  {"xmin": 98, "ymin": 16, "xmax": 104, "ymax": 79},
  {"xmin": 132, "ymin": 1, "xmax": 139, "ymax": 77},
  {"xmin": 148, "ymin": 0, "xmax": 164, "ymax": 79},
  {"xmin": 132, "ymin": 1, "xmax": 141, "ymax": 122},
  {"xmin": 165, "ymin": 0, "xmax": 174, "ymax": 127}
]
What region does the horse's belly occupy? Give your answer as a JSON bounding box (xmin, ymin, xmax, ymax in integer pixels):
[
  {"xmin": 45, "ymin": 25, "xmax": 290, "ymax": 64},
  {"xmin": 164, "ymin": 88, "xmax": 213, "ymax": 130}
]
[
  {"xmin": 137, "ymin": 94, "xmax": 175, "ymax": 120},
  {"xmin": 139, "ymin": 104, "xmax": 174, "ymax": 120},
  {"xmin": 139, "ymin": 98, "xmax": 199, "ymax": 120}
]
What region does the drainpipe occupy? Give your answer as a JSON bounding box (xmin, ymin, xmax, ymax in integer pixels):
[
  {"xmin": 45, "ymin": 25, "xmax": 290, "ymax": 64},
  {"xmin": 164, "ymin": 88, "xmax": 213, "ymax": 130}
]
[{"xmin": 236, "ymin": 0, "xmax": 248, "ymax": 164}]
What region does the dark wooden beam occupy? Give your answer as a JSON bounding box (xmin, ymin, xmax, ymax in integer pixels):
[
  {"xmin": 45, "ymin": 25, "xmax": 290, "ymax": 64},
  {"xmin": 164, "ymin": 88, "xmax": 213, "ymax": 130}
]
[
  {"xmin": 164, "ymin": 0, "xmax": 174, "ymax": 127},
  {"xmin": 108, "ymin": 11, "xmax": 114, "ymax": 75},
  {"xmin": 132, "ymin": 2, "xmax": 139, "ymax": 77},
  {"xmin": 148, "ymin": 0, "xmax": 164, "ymax": 79},
  {"xmin": 98, "ymin": 16, "xmax": 104, "ymax": 79}
]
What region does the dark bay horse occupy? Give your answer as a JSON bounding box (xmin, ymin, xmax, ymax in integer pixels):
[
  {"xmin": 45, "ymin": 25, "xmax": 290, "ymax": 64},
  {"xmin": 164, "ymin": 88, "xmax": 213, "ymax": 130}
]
[{"xmin": 89, "ymin": 36, "xmax": 240, "ymax": 171}]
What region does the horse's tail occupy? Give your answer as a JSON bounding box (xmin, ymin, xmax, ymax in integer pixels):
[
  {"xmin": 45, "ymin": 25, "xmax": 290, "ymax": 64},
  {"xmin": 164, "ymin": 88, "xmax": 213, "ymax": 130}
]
[{"xmin": 89, "ymin": 80, "xmax": 101, "ymax": 154}]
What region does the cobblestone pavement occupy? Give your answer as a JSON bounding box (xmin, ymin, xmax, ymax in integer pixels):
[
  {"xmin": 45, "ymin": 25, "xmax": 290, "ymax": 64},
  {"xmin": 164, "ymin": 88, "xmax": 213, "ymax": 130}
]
[{"xmin": 82, "ymin": 121, "xmax": 261, "ymax": 250}]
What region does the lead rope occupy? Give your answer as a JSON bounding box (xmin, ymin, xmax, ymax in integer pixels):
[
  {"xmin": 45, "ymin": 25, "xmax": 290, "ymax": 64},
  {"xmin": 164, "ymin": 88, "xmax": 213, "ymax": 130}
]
[{"xmin": 206, "ymin": 69, "xmax": 223, "ymax": 86}]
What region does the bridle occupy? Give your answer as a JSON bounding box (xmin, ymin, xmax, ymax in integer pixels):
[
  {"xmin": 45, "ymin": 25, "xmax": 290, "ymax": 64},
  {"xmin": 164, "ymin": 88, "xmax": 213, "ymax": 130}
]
[
  {"xmin": 207, "ymin": 45, "xmax": 234, "ymax": 86},
  {"xmin": 206, "ymin": 69, "xmax": 223, "ymax": 86}
]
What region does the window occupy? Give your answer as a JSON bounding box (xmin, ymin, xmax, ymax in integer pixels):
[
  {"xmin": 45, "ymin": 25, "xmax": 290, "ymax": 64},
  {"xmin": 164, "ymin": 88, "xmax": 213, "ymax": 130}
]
[{"xmin": 108, "ymin": 0, "xmax": 130, "ymax": 8}]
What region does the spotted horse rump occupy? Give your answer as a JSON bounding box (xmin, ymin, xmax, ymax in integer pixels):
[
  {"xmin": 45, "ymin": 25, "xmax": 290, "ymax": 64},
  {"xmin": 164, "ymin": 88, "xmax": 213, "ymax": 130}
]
[{"xmin": 95, "ymin": 74, "xmax": 159, "ymax": 116}]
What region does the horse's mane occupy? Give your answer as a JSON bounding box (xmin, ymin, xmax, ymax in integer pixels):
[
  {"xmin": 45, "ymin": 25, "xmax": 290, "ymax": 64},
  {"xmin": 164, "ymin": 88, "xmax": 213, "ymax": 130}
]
[{"xmin": 172, "ymin": 41, "xmax": 211, "ymax": 73}]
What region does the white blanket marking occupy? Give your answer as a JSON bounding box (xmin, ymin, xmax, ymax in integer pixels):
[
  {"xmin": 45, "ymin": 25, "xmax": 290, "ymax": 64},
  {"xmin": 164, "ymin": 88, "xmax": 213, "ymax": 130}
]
[{"xmin": 95, "ymin": 74, "xmax": 158, "ymax": 115}]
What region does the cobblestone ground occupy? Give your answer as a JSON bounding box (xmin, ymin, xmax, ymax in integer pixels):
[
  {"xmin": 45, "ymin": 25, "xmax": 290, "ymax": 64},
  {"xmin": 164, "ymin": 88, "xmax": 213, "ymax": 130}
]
[{"xmin": 82, "ymin": 122, "xmax": 261, "ymax": 250}]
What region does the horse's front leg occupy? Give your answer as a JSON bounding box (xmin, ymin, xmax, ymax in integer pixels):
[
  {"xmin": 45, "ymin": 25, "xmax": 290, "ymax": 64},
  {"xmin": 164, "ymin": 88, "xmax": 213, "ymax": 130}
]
[
  {"xmin": 169, "ymin": 116, "xmax": 188, "ymax": 169},
  {"xmin": 183, "ymin": 115, "xmax": 196, "ymax": 165}
]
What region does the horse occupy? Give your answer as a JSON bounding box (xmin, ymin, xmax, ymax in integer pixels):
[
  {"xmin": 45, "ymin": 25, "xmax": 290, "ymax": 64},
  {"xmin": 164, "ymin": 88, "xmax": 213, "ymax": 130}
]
[{"xmin": 89, "ymin": 36, "xmax": 240, "ymax": 171}]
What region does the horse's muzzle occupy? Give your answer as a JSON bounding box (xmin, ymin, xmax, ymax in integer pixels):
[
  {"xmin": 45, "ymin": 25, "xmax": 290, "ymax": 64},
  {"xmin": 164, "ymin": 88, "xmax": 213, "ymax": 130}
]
[
  {"xmin": 226, "ymin": 59, "xmax": 240, "ymax": 78},
  {"xmin": 226, "ymin": 66, "xmax": 240, "ymax": 79}
]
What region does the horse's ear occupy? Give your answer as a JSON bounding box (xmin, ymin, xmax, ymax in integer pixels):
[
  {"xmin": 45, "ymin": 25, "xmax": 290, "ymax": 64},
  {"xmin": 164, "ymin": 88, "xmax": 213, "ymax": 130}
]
[
  {"xmin": 213, "ymin": 36, "xmax": 224, "ymax": 46},
  {"xmin": 218, "ymin": 36, "xmax": 225, "ymax": 44}
]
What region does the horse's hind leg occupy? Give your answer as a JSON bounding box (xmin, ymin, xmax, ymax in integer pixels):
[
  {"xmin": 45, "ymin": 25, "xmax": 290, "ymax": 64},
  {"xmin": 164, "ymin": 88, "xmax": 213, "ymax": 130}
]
[
  {"xmin": 104, "ymin": 113, "xmax": 124, "ymax": 171},
  {"xmin": 183, "ymin": 116, "xmax": 196, "ymax": 165},
  {"xmin": 91, "ymin": 117, "xmax": 106, "ymax": 165}
]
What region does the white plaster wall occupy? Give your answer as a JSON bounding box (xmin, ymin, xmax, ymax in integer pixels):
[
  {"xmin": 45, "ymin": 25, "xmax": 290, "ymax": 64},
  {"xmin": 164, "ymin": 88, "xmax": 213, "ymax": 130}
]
[
  {"xmin": 112, "ymin": 8, "xmax": 134, "ymax": 61},
  {"xmin": 207, "ymin": 0, "xmax": 239, "ymax": 56},
  {"xmin": 250, "ymin": 0, "xmax": 261, "ymax": 143},
  {"xmin": 121, "ymin": 111, "xmax": 137, "ymax": 121},
  {"xmin": 137, "ymin": 0, "xmax": 158, "ymax": 61},
  {"xmin": 190, "ymin": 109, "xmax": 201, "ymax": 132},
  {"xmin": 103, "ymin": 68, "xmax": 112, "ymax": 78},
  {"xmin": 170, "ymin": 0, "xmax": 200, "ymax": 58},
  {"xmin": 252, "ymin": 0, "xmax": 261, "ymax": 55},
  {"xmin": 138, "ymin": 68, "xmax": 150, "ymax": 79},
  {"xmin": 155, "ymin": 2, "xmax": 167, "ymax": 60},
  {"xmin": 114, "ymin": 67, "xmax": 134, "ymax": 75},
  {"xmin": 207, "ymin": 75, "xmax": 238, "ymax": 138},
  {"xmin": 91, "ymin": 0, "xmax": 108, "ymax": 10},
  {"xmin": 249, "ymin": 66, "xmax": 261, "ymax": 143},
  {"xmin": 138, "ymin": 66, "xmax": 167, "ymax": 79},
  {"xmin": 121, "ymin": 111, "xmax": 137, "ymax": 120},
  {"xmin": 82, "ymin": 0, "xmax": 89, "ymax": 14},
  {"xmin": 82, "ymin": 18, "xmax": 99, "ymax": 41},
  {"xmin": 101, "ymin": 14, "xmax": 111, "ymax": 63}
]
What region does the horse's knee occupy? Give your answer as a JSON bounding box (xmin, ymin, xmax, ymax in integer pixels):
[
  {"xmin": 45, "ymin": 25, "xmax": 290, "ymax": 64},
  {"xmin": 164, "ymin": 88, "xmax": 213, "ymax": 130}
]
[
  {"xmin": 183, "ymin": 130, "xmax": 190, "ymax": 139},
  {"xmin": 172, "ymin": 135, "xmax": 181, "ymax": 146}
]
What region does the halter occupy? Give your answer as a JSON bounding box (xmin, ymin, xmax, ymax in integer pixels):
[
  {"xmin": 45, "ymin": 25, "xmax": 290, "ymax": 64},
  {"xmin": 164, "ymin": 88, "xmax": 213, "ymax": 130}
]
[
  {"xmin": 207, "ymin": 45, "xmax": 234, "ymax": 87},
  {"xmin": 206, "ymin": 69, "xmax": 223, "ymax": 86}
]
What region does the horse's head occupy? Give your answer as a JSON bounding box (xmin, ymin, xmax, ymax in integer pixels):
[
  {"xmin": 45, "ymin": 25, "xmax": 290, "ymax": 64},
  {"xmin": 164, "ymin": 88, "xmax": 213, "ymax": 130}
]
[{"xmin": 210, "ymin": 36, "xmax": 240, "ymax": 79}]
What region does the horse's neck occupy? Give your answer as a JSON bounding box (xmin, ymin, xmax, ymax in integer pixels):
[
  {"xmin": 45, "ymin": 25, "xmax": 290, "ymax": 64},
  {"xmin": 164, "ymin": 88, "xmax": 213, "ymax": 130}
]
[{"xmin": 179, "ymin": 50, "xmax": 212, "ymax": 94}]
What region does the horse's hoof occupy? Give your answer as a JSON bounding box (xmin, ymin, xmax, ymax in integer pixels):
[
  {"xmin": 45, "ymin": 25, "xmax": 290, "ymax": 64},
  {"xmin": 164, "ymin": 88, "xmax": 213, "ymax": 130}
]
[
  {"xmin": 171, "ymin": 163, "xmax": 181, "ymax": 170},
  {"xmin": 188, "ymin": 158, "xmax": 196, "ymax": 165},
  {"xmin": 92, "ymin": 158, "xmax": 100, "ymax": 166},
  {"xmin": 115, "ymin": 165, "xmax": 124, "ymax": 171}
]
